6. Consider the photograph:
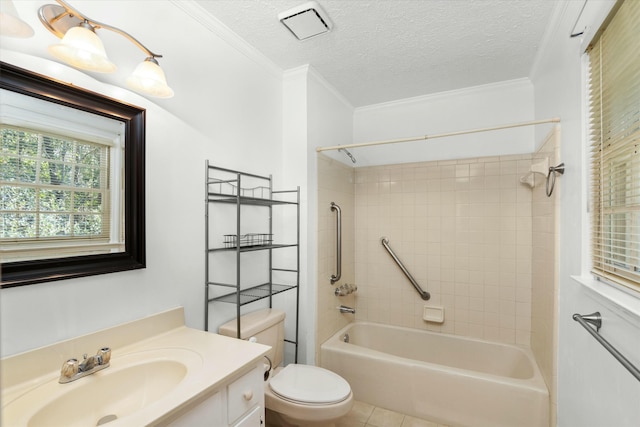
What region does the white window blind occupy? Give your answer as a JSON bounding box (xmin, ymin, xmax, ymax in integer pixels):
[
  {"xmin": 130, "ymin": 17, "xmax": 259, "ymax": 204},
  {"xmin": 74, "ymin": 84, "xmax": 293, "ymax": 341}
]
[{"xmin": 588, "ymin": 0, "xmax": 640, "ymax": 290}]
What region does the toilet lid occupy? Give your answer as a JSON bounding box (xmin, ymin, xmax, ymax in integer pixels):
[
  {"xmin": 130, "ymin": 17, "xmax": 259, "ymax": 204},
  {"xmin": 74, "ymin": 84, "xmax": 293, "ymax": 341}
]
[{"xmin": 269, "ymin": 364, "xmax": 351, "ymax": 404}]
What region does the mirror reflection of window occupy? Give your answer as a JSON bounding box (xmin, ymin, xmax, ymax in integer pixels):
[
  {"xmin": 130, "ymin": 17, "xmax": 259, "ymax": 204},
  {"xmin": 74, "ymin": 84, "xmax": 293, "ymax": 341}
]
[{"xmin": 1, "ymin": 89, "xmax": 125, "ymax": 262}]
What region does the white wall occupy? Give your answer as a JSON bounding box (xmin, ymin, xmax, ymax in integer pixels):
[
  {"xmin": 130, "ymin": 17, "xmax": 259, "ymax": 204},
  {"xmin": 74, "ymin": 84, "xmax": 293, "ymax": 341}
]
[
  {"xmin": 282, "ymin": 65, "xmax": 353, "ymax": 364},
  {"xmin": 0, "ymin": 0, "xmax": 284, "ymax": 357},
  {"xmin": 351, "ymin": 79, "xmax": 538, "ymax": 167},
  {"xmin": 281, "ymin": 67, "xmax": 310, "ymax": 363},
  {"xmin": 531, "ymin": 1, "xmax": 640, "ymax": 426}
]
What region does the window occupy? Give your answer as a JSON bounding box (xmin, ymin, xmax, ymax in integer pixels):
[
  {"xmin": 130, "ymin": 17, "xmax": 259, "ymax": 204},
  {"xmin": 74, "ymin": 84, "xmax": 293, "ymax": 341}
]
[
  {"xmin": 588, "ymin": 0, "xmax": 640, "ymax": 290},
  {"xmin": 0, "ymin": 62, "xmax": 145, "ymax": 287}
]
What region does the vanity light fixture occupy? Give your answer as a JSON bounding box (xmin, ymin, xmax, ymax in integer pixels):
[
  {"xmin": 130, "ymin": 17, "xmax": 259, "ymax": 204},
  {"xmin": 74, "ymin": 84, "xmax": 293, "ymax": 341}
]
[
  {"xmin": 0, "ymin": 0, "xmax": 35, "ymax": 38},
  {"xmin": 48, "ymin": 20, "xmax": 116, "ymax": 73},
  {"xmin": 38, "ymin": 0, "xmax": 174, "ymax": 98}
]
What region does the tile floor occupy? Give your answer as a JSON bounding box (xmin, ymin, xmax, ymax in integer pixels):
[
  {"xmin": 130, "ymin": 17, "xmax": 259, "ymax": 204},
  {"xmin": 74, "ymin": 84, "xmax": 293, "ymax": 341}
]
[{"xmin": 336, "ymin": 401, "xmax": 449, "ymax": 427}]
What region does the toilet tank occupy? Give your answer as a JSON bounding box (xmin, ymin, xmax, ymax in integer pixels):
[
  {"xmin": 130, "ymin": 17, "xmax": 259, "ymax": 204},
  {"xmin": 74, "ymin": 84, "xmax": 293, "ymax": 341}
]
[{"xmin": 218, "ymin": 308, "xmax": 286, "ymax": 367}]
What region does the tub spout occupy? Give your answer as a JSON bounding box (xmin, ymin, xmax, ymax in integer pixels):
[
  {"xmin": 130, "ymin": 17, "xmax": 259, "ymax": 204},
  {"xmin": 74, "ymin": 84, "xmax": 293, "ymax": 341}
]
[{"xmin": 338, "ymin": 305, "xmax": 355, "ymax": 314}]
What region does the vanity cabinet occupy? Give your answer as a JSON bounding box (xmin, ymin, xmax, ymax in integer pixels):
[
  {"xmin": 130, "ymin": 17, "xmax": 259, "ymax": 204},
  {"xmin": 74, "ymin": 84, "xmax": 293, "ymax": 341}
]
[
  {"xmin": 167, "ymin": 364, "xmax": 264, "ymax": 427},
  {"xmin": 227, "ymin": 365, "xmax": 263, "ymax": 424},
  {"xmin": 204, "ymin": 162, "xmax": 300, "ymax": 362},
  {"xmin": 166, "ymin": 391, "xmax": 223, "ymax": 426},
  {"xmin": 233, "ymin": 406, "xmax": 263, "ymax": 426}
]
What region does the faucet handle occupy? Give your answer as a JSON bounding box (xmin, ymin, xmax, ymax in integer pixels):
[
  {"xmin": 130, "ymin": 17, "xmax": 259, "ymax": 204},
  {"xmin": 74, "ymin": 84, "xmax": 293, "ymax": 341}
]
[
  {"xmin": 97, "ymin": 347, "xmax": 111, "ymax": 365},
  {"xmin": 61, "ymin": 359, "xmax": 79, "ymax": 378}
]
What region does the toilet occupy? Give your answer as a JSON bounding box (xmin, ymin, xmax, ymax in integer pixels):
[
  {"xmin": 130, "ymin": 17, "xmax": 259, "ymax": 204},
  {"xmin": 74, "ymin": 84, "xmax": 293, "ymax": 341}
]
[{"xmin": 219, "ymin": 308, "xmax": 353, "ymax": 427}]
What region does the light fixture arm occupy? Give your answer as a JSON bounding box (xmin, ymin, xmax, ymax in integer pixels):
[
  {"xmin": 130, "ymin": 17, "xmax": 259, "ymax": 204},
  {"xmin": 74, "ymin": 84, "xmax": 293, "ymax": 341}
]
[
  {"xmin": 38, "ymin": 0, "xmax": 174, "ymax": 98},
  {"xmin": 40, "ymin": 0, "xmax": 162, "ymax": 59}
]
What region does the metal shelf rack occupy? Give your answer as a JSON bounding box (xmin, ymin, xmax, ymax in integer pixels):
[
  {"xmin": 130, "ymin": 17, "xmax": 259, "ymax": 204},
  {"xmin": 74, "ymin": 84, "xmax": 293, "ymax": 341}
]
[{"xmin": 204, "ymin": 161, "xmax": 300, "ymax": 362}]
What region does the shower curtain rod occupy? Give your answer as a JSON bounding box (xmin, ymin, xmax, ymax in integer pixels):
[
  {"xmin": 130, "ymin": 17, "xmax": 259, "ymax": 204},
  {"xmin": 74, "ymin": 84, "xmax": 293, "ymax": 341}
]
[{"xmin": 316, "ymin": 117, "xmax": 561, "ymax": 153}]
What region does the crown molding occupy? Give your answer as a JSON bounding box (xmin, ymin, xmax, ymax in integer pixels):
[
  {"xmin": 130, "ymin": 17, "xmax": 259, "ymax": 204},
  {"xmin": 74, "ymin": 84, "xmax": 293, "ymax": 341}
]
[
  {"xmin": 283, "ymin": 65, "xmax": 310, "ymax": 81},
  {"xmin": 170, "ymin": 1, "xmax": 282, "ymax": 80},
  {"xmin": 283, "ymin": 65, "xmax": 354, "ymax": 111},
  {"xmin": 529, "ymin": 0, "xmax": 569, "ymax": 82},
  {"xmin": 355, "ymin": 78, "xmax": 532, "ymax": 114},
  {"xmin": 305, "ymin": 65, "xmax": 354, "ymax": 111}
]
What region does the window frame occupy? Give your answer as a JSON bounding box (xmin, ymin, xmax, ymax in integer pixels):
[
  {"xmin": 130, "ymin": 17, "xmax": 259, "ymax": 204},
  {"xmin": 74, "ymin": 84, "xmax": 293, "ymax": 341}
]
[
  {"xmin": 586, "ymin": 0, "xmax": 640, "ymax": 293},
  {"xmin": 0, "ymin": 62, "xmax": 145, "ymax": 288}
]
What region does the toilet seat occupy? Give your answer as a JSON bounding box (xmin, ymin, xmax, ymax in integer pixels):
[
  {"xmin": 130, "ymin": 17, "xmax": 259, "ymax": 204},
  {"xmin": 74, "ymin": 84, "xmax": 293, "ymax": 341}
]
[{"xmin": 269, "ymin": 364, "xmax": 351, "ymax": 405}]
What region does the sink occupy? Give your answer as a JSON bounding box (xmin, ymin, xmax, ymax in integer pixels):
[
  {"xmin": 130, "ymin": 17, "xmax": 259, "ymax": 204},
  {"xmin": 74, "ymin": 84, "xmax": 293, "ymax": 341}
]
[
  {"xmin": 2, "ymin": 348, "xmax": 202, "ymax": 427},
  {"xmin": 29, "ymin": 360, "xmax": 186, "ymax": 426}
]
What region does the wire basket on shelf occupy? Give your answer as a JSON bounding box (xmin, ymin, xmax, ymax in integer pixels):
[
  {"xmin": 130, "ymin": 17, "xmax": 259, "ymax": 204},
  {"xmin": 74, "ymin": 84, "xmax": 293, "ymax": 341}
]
[
  {"xmin": 208, "ymin": 178, "xmax": 270, "ymax": 199},
  {"xmin": 224, "ymin": 233, "xmax": 273, "ymax": 248}
]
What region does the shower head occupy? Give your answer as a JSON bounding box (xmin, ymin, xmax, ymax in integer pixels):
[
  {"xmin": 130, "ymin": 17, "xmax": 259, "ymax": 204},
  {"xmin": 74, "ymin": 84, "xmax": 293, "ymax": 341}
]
[{"xmin": 339, "ymin": 148, "xmax": 356, "ymax": 164}]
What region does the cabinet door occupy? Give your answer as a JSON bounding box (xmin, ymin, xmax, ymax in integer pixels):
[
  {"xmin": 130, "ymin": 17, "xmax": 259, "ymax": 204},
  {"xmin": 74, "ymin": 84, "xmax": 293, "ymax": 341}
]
[
  {"xmin": 232, "ymin": 405, "xmax": 263, "ymax": 427},
  {"xmin": 227, "ymin": 366, "xmax": 263, "ymax": 424},
  {"xmin": 166, "ymin": 391, "xmax": 224, "ymax": 426}
]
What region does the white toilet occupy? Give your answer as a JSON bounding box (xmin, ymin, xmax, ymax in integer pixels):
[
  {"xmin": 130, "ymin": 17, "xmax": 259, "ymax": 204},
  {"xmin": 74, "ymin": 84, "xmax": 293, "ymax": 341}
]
[{"xmin": 219, "ymin": 308, "xmax": 353, "ymax": 427}]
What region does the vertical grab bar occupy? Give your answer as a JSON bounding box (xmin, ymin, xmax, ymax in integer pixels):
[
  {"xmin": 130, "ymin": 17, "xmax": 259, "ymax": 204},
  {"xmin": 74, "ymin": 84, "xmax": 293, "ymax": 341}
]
[
  {"xmin": 381, "ymin": 237, "xmax": 430, "ymax": 300},
  {"xmin": 330, "ymin": 202, "xmax": 341, "ymax": 284}
]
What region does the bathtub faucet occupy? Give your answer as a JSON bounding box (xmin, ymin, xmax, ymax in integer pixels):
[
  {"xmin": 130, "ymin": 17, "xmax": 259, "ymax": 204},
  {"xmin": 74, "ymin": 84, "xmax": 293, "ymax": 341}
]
[
  {"xmin": 338, "ymin": 305, "xmax": 355, "ymax": 314},
  {"xmin": 335, "ymin": 283, "xmax": 358, "ymax": 296}
]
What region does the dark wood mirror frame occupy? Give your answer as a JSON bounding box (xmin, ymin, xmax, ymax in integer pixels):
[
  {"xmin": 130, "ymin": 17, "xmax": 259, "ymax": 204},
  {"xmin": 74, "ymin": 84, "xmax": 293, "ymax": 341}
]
[{"xmin": 0, "ymin": 62, "xmax": 146, "ymax": 288}]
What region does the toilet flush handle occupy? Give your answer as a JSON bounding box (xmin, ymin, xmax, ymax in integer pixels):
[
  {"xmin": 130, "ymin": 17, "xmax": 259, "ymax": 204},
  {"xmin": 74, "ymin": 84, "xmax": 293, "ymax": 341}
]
[{"xmin": 248, "ymin": 337, "xmax": 273, "ymax": 381}]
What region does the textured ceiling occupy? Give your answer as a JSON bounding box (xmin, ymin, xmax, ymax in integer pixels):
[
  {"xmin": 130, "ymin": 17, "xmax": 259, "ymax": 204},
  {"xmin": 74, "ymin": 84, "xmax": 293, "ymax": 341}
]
[{"xmin": 195, "ymin": 0, "xmax": 557, "ymax": 107}]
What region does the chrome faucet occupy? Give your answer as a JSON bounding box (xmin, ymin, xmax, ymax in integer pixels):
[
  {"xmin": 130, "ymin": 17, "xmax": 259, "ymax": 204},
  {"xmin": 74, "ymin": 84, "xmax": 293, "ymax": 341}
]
[
  {"xmin": 59, "ymin": 347, "xmax": 111, "ymax": 384},
  {"xmin": 338, "ymin": 305, "xmax": 356, "ymax": 314}
]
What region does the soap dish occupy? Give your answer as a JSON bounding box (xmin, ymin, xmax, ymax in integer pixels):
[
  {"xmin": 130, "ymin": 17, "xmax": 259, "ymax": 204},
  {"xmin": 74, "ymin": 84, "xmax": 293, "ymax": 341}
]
[{"xmin": 423, "ymin": 305, "xmax": 444, "ymax": 323}]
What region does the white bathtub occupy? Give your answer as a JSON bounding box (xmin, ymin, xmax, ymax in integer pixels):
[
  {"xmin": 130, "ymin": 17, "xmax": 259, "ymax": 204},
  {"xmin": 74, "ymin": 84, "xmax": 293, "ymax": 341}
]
[{"xmin": 320, "ymin": 322, "xmax": 549, "ymax": 427}]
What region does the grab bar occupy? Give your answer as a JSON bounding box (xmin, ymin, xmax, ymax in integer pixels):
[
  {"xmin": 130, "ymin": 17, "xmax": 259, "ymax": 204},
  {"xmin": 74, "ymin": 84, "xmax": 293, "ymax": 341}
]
[
  {"xmin": 573, "ymin": 312, "xmax": 640, "ymax": 382},
  {"xmin": 330, "ymin": 202, "xmax": 341, "ymax": 284},
  {"xmin": 381, "ymin": 237, "xmax": 430, "ymax": 300}
]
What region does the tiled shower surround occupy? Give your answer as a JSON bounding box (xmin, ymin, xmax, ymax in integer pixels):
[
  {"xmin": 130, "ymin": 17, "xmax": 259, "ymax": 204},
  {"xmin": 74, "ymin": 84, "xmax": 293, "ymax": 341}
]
[
  {"xmin": 317, "ymin": 155, "xmax": 356, "ymax": 355},
  {"xmin": 318, "ymin": 132, "xmax": 559, "ymax": 424},
  {"xmin": 354, "ymin": 155, "xmax": 535, "ymax": 345},
  {"xmin": 531, "ymin": 128, "xmax": 560, "ymax": 425}
]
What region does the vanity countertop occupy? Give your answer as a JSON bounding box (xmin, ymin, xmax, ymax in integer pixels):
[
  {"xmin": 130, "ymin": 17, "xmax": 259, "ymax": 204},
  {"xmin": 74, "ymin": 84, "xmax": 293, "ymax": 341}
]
[{"xmin": 1, "ymin": 307, "xmax": 270, "ymax": 426}]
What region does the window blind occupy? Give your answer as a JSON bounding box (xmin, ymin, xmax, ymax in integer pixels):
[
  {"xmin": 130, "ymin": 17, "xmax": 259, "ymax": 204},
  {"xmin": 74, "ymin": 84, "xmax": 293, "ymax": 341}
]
[{"xmin": 588, "ymin": 0, "xmax": 640, "ymax": 290}]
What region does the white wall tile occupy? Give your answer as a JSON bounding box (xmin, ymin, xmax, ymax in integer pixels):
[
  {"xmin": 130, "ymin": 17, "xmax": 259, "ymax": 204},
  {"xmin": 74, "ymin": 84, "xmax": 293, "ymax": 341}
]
[{"xmin": 350, "ymin": 154, "xmax": 536, "ymax": 343}]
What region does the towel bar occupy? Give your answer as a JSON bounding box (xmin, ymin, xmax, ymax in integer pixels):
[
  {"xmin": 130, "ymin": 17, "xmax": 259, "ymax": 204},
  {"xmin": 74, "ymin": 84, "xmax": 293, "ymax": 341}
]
[{"xmin": 573, "ymin": 312, "xmax": 640, "ymax": 382}]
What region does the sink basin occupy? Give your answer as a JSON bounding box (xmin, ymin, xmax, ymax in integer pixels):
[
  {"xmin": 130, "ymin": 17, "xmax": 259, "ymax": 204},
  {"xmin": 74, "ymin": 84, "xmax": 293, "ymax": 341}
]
[
  {"xmin": 29, "ymin": 360, "xmax": 186, "ymax": 426},
  {"xmin": 2, "ymin": 348, "xmax": 202, "ymax": 427}
]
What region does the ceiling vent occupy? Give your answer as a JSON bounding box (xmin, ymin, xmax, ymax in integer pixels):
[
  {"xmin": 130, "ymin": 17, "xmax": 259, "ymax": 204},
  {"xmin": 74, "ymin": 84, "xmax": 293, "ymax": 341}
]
[{"xmin": 278, "ymin": 1, "xmax": 332, "ymax": 41}]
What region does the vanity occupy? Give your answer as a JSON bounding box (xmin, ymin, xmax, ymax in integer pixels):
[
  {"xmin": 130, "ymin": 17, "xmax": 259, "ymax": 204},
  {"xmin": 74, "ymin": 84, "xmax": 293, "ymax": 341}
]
[{"xmin": 0, "ymin": 307, "xmax": 270, "ymax": 426}]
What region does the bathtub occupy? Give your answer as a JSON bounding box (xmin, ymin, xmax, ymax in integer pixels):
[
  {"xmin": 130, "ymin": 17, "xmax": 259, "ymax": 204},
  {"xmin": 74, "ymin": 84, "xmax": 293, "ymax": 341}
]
[{"xmin": 320, "ymin": 322, "xmax": 549, "ymax": 427}]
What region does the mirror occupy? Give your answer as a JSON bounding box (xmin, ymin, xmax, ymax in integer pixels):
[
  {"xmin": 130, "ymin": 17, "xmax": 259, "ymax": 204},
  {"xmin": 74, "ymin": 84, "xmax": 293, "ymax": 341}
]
[{"xmin": 0, "ymin": 62, "xmax": 145, "ymax": 287}]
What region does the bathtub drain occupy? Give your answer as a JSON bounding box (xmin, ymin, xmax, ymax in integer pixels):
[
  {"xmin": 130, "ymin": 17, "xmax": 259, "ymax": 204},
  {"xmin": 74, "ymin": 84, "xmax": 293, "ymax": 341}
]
[
  {"xmin": 97, "ymin": 414, "xmax": 118, "ymax": 425},
  {"xmin": 343, "ymin": 333, "xmax": 349, "ymax": 343}
]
